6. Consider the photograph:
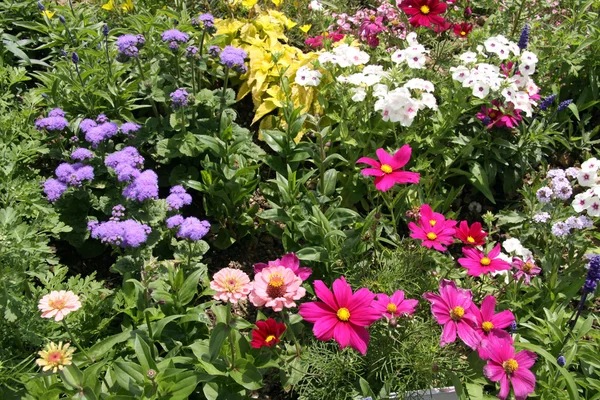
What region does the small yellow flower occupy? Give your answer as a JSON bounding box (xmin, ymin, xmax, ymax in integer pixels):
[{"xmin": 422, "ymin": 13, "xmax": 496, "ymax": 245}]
[
  {"xmin": 41, "ymin": 10, "xmax": 55, "ymax": 18},
  {"xmin": 271, "ymin": 0, "xmax": 283, "ymax": 6},
  {"xmin": 242, "ymin": 0, "xmax": 258, "ymax": 7},
  {"xmin": 299, "ymin": 24, "xmax": 311, "ymax": 33},
  {"xmin": 36, "ymin": 341, "xmax": 75, "ymax": 373}
]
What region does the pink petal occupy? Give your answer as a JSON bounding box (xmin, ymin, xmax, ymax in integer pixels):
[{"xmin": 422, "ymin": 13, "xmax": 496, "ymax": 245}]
[
  {"xmin": 298, "ymin": 301, "xmax": 333, "ymax": 323},
  {"xmin": 313, "ymin": 280, "xmax": 338, "ymax": 310},
  {"xmin": 480, "ymin": 295, "xmax": 496, "ymax": 321},
  {"xmin": 392, "ymin": 144, "xmax": 412, "ymax": 168},
  {"xmin": 332, "ymin": 277, "xmax": 352, "ymax": 308},
  {"xmin": 388, "ymin": 171, "xmax": 420, "ymax": 184},
  {"xmin": 347, "ymin": 324, "xmax": 370, "ymax": 355},
  {"xmin": 361, "ymin": 168, "xmax": 385, "ymax": 177},
  {"xmin": 333, "ymin": 322, "xmax": 351, "ymax": 349},
  {"xmin": 296, "ymin": 267, "xmax": 312, "ymax": 280},
  {"xmin": 313, "ymin": 315, "xmax": 338, "ymax": 341},
  {"xmin": 488, "ymin": 243, "xmax": 502, "ymax": 258},
  {"xmin": 391, "ymin": 290, "xmax": 405, "ymax": 305},
  {"xmin": 514, "ymin": 350, "xmax": 537, "ymax": 369},
  {"xmin": 280, "ymin": 253, "xmax": 300, "ymax": 271},
  {"xmin": 375, "ymin": 148, "xmax": 396, "ymax": 168},
  {"xmin": 498, "ymin": 375, "xmax": 511, "ymax": 400},
  {"xmin": 374, "ymin": 175, "xmax": 397, "ymax": 192},
  {"xmin": 356, "ymin": 157, "xmax": 380, "ymax": 168},
  {"xmin": 349, "ymin": 288, "xmax": 375, "ymax": 311},
  {"xmin": 253, "ymin": 262, "xmax": 268, "ymax": 274},
  {"xmin": 483, "ymin": 363, "xmax": 506, "ymax": 382},
  {"xmin": 396, "ymin": 299, "xmax": 418, "ymax": 314},
  {"xmin": 491, "ymin": 310, "xmax": 515, "ymax": 329},
  {"xmin": 440, "ymin": 322, "xmax": 457, "ymax": 346},
  {"xmin": 457, "ymin": 320, "xmax": 481, "ymax": 349},
  {"xmin": 511, "ymin": 368, "xmax": 536, "ymax": 400}
]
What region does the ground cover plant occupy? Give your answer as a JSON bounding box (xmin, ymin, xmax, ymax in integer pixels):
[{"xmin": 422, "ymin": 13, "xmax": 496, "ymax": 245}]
[{"xmin": 0, "ymin": 0, "xmax": 599, "ymax": 399}]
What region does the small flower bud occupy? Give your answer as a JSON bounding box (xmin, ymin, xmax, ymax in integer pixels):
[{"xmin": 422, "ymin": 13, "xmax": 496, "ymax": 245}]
[
  {"xmin": 464, "ymin": 6, "xmax": 472, "ymax": 17},
  {"xmin": 71, "ymin": 52, "xmax": 79, "ymax": 64},
  {"xmin": 59, "ymin": 15, "xmax": 66, "ymax": 24},
  {"xmin": 37, "ymin": 2, "xmax": 45, "ymax": 11},
  {"xmin": 147, "ymin": 369, "xmax": 156, "ymax": 379},
  {"xmin": 103, "ymin": 24, "xmax": 109, "ymax": 37},
  {"xmin": 557, "ymin": 356, "xmax": 566, "ymax": 367},
  {"xmin": 389, "ymin": 317, "xmax": 398, "ymax": 327}
]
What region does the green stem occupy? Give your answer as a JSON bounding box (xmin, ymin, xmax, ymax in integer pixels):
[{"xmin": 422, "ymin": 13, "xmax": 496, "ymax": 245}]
[
  {"xmin": 187, "ymin": 239, "xmax": 193, "ymax": 268},
  {"xmin": 511, "ymin": 0, "xmax": 525, "ymax": 38},
  {"xmin": 135, "ymin": 56, "xmax": 160, "ymax": 118},
  {"xmin": 282, "ymin": 311, "xmax": 301, "ymax": 357},
  {"xmin": 62, "ymin": 320, "xmax": 93, "ymax": 362},
  {"xmin": 382, "ymin": 191, "xmax": 398, "ymax": 237},
  {"xmin": 67, "ymin": 0, "xmax": 75, "ymax": 18},
  {"xmin": 175, "ymin": 52, "xmax": 181, "ymax": 87},
  {"xmin": 105, "ymin": 37, "xmax": 113, "ymax": 80},
  {"xmin": 226, "ymin": 302, "xmax": 235, "ymax": 367},
  {"xmin": 218, "ymin": 67, "xmax": 230, "ymax": 137},
  {"xmin": 180, "ymin": 107, "xmax": 186, "ymax": 134},
  {"xmin": 198, "ymin": 31, "xmax": 206, "ymax": 91},
  {"xmin": 145, "ymin": 310, "xmax": 157, "ymax": 358}
]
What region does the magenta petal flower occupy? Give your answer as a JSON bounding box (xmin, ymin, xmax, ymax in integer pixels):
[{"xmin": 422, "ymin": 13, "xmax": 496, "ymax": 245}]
[
  {"xmin": 458, "ymin": 244, "xmax": 511, "ymax": 277},
  {"xmin": 422, "ymin": 280, "xmax": 481, "ymax": 349},
  {"xmin": 253, "ymin": 252, "xmax": 312, "ymax": 281},
  {"xmin": 511, "ymin": 257, "xmax": 541, "ymax": 285},
  {"xmin": 298, "ymin": 277, "xmax": 382, "ymax": 355},
  {"xmin": 482, "ymin": 335, "xmax": 537, "ymax": 400},
  {"xmin": 372, "ymin": 291, "xmax": 418, "ymax": 319},
  {"xmin": 356, "ymin": 145, "xmax": 420, "ymax": 192},
  {"xmin": 470, "ymin": 295, "xmax": 515, "ymax": 358}
]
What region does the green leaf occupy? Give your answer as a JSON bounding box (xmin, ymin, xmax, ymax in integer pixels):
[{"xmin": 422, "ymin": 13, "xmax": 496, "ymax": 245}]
[
  {"xmin": 229, "ymin": 358, "xmax": 263, "ymax": 390},
  {"xmin": 323, "ymin": 169, "xmax": 337, "ymax": 196},
  {"xmin": 82, "ymin": 361, "xmax": 106, "ymax": 391},
  {"xmin": 178, "ymin": 268, "xmax": 205, "ymax": 306},
  {"xmin": 153, "ymin": 315, "xmax": 184, "ymax": 340},
  {"xmin": 469, "ymin": 162, "xmax": 495, "ymax": 204},
  {"xmin": 113, "ymin": 361, "xmax": 144, "ymax": 394},
  {"xmin": 209, "ymin": 323, "xmax": 230, "ymax": 361},
  {"xmin": 88, "ymin": 330, "xmax": 133, "ymax": 360},
  {"xmin": 134, "ymin": 335, "xmax": 157, "ymax": 373},
  {"xmin": 59, "ymin": 364, "xmax": 84, "ymax": 390},
  {"xmin": 296, "ymin": 246, "xmax": 327, "ymax": 261}
]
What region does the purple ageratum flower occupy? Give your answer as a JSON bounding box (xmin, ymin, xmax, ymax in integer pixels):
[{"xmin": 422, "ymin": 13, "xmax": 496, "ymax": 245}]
[
  {"xmin": 79, "ymin": 118, "xmax": 97, "ymax": 133},
  {"xmin": 55, "ymin": 162, "xmax": 94, "ymax": 186},
  {"xmin": 88, "ymin": 219, "xmax": 151, "ymax": 248},
  {"xmin": 96, "ymin": 114, "xmax": 109, "ymax": 123},
  {"xmin": 84, "ymin": 122, "xmax": 119, "ymax": 147},
  {"xmin": 115, "ymin": 164, "xmax": 141, "ymax": 182},
  {"xmin": 48, "ymin": 108, "xmax": 65, "ymax": 118},
  {"xmin": 198, "ymin": 13, "xmax": 214, "ymax": 27},
  {"xmin": 185, "ymin": 46, "xmax": 198, "ymax": 58},
  {"xmin": 565, "ymin": 167, "xmax": 579, "ymax": 179},
  {"xmin": 176, "ymin": 217, "xmax": 210, "ymax": 241},
  {"xmin": 116, "ymin": 34, "xmax": 144, "ymax": 57},
  {"xmin": 536, "ymin": 186, "xmax": 553, "ymax": 203},
  {"xmin": 70, "ymin": 148, "xmax": 94, "ymax": 161},
  {"xmin": 551, "ymin": 221, "xmax": 571, "ymax": 237},
  {"xmin": 532, "ymin": 212, "xmax": 550, "ymax": 223},
  {"xmin": 166, "ymin": 185, "xmax": 192, "ymax": 210},
  {"xmin": 170, "ymin": 89, "xmax": 189, "ymax": 108},
  {"xmin": 110, "ymin": 204, "xmax": 126, "ymax": 221},
  {"xmin": 208, "ymin": 45, "xmax": 221, "ymax": 57},
  {"xmin": 166, "ymin": 214, "xmax": 185, "ymax": 229},
  {"xmin": 120, "ymin": 122, "xmax": 141, "ymax": 136},
  {"xmin": 123, "ymin": 170, "xmax": 159, "ymax": 201},
  {"xmin": 70, "ymin": 136, "xmax": 79, "ymax": 143},
  {"xmin": 35, "ymin": 116, "xmax": 69, "ymax": 132},
  {"xmin": 219, "ymin": 45, "xmax": 247, "ymax": 70},
  {"xmin": 161, "ymin": 29, "xmax": 189, "ymax": 50},
  {"xmin": 105, "ymin": 146, "xmax": 144, "ymax": 169},
  {"xmin": 43, "ymin": 178, "xmax": 67, "ymax": 202}
]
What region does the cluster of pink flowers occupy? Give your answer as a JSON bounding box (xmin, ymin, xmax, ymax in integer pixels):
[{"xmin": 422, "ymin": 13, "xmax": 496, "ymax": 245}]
[{"xmin": 424, "ymin": 280, "xmax": 536, "ymax": 399}]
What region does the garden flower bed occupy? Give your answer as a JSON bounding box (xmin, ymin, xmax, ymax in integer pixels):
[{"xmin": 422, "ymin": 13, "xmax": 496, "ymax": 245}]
[{"xmin": 0, "ymin": 0, "xmax": 599, "ymax": 398}]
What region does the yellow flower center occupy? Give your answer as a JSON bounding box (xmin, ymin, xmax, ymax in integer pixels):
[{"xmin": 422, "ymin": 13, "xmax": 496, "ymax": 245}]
[
  {"xmin": 386, "ymin": 303, "xmax": 397, "ymax": 314},
  {"xmin": 337, "ymin": 307, "xmax": 351, "ymax": 321},
  {"xmin": 503, "ymin": 359, "xmax": 519, "ymax": 374},
  {"xmin": 265, "ymin": 335, "xmax": 276, "ymax": 343},
  {"xmin": 426, "ymin": 232, "xmax": 438, "ymax": 240},
  {"xmin": 380, "ymin": 164, "xmax": 393, "ymax": 174},
  {"xmin": 523, "ymin": 262, "xmax": 534, "ymax": 273},
  {"xmin": 450, "ymin": 306, "xmax": 465, "ymax": 321},
  {"xmin": 370, "ymin": 15, "xmax": 376, "ymax": 22},
  {"xmin": 324, "ymin": 31, "xmax": 329, "ymax": 37},
  {"xmin": 429, "ymin": 219, "xmax": 437, "ymax": 227},
  {"xmin": 460, "ymin": 31, "xmax": 466, "ymax": 36},
  {"xmin": 48, "ymin": 297, "xmax": 67, "ymax": 311},
  {"xmin": 480, "ymin": 257, "xmax": 491, "ymax": 266},
  {"xmin": 266, "ymin": 274, "xmax": 286, "ymax": 298},
  {"xmin": 420, "ymin": 5, "xmax": 430, "ymax": 14},
  {"xmin": 467, "ymin": 236, "xmax": 475, "ymax": 243},
  {"xmin": 482, "ymin": 321, "xmax": 494, "ymax": 333}
]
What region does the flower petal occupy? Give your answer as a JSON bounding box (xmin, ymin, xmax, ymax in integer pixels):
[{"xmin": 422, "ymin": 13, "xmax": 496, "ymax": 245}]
[
  {"xmin": 314, "ymin": 280, "xmax": 338, "ymax": 310},
  {"xmin": 392, "ymin": 144, "xmax": 412, "ymax": 168},
  {"xmin": 356, "ymin": 157, "xmax": 380, "ymax": 168},
  {"xmin": 313, "ymin": 315, "xmax": 338, "ymax": 341},
  {"xmin": 298, "ymin": 301, "xmax": 333, "ymax": 323},
  {"xmin": 332, "ymin": 277, "xmax": 352, "ymax": 308},
  {"xmin": 361, "ymin": 168, "xmax": 385, "ymax": 177}
]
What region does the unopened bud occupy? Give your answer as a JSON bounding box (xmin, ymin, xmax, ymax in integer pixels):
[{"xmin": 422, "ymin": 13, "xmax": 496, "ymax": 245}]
[{"xmin": 147, "ymin": 369, "xmax": 156, "ymax": 379}]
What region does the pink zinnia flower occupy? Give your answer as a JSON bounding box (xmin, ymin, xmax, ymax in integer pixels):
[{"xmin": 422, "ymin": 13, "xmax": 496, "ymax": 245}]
[
  {"xmin": 372, "ymin": 290, "xmax": 418, "ymax": 319},
  {"xmin": 210, "ymin": 268, "xmax": 252, "ymax": 304},
  {"xmin": 249, "ymin": 266, "xmax": 306, "ymax": 311},
  {"xmin": 408, "ymin": 204, "xmax": 457, "ymax": 251},
  {"xmin": 253, "ymin": 252, "xmax": 312, "ymax": 281},
  {"xmin": 423, "ymin": 280, "xmax": 480, "ymax": 349},
  {"xmin": 470, "ymin": 296, "xmax": 515, "ymax": 358},
  {"xmin": 482, "ymin": 335, "xmax": 537, "ymax": 400},
  {"xmin": 356, "ymin": 145, "xmax": 420, "ymax": 192},
  {"xmin": 38, "ymin": 290, "xmax": 82, "ymax": 322},
  {"xmin": 298, "ymin": 277, "xmax": 382, "ymax": 355},
  {"xmin": 512, "ymin": 257, "xmax": 541, "ymax": 285},
  {"xmin": 454, "ymin": 221, "xmax": 487, "ymax": 246},
  {"xmin": 458, "ymin": 244, "xmax": 511, "ymax": 277}
]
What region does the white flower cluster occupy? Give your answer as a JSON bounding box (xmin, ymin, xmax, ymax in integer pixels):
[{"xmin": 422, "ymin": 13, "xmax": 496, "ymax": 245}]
[
  {"xmin": 451, "ymin": 35, "xmax": 540, "ymax": 116},
  {"xmin": 336, "ymin": 65, "xmax": 389, "ymax": 101},
  {"xmin": 318, "ymin": 44, "xmax": 370, "ymax": 68},
  {"xmin": 372, "ymin": 78, "xmax": 437, "ymax": 127},
  {"xmin": 502, "ymin": 238, "xmax": 533, "ymax": 260},
  {"xmin": 295, "ymin": 66, "xmax": 323, "ymax": 87},
  {"xmin": 391, "ymin": 32, "xmax": 428, "ymax": 69},
  {"xmin": 308, "ymin": 0, "xmax": 323, "ymax": 11},
  {"xmin": 572, "ymin": 158, "xmax": 600, "ymax": 217}
]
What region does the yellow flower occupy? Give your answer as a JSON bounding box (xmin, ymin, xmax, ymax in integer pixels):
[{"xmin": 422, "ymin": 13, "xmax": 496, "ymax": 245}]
[
  {"xmin": 271, "ymin": 0, "xmax": 283, "ymax": 6},
  {"xmin": 242, "ymin": 0, "xmax": 258, "ymax": 7},
  {"xmin": 36, "ymin": 341, "xmax": 75, "ymax": 373},
  {"xmin": 299, "ymin": 24, "xmax": 311, "ymax": 33},
  {"xmin": 102, "ymin": 0, "xmax": 133, "ymax": 12},
  {"xmin": 41, "ymin": 10, "xmax": 55, "ymax": 18}
]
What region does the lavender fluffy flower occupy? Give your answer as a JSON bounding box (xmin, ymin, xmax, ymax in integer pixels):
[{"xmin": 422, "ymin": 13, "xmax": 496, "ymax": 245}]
[
  {"xmin": 88, "ymin": 219, "xmax": 151, "ymax": 248},
  {"xmin": 110, "ymin": 204, "xmax": 126, "ymax": 221},
  {"xmin": 161, "ymin": 29, "xmax": 189, "ymax": 50},
  {"xmin": 166, "ymin": 185, "xmax": 192, "ymax": 210},
  {"xmin": 536, "ymin": 186, "xmax": 553, "ymax": 203},
  {"xmin": 48, "ymin": 108, "xmax": 65, "ymax": 118},
  {"xmin": 170, "ymin": 89, "xmax": 189, "ymax": 108},
  {"xmin": 185, "ymin": 46, "xmax": 198, "ymax": 58},
  {"xmin": 518, "ymin": 24, "xmax": 530, "ymax": 50},
  {"xmin": 553, "ymin": 181, "xmax": 573, "ymax": 200},
  {"xmin": 96, "ymin": 114, "xmax": 109, "ymax": 123},
  {"xmin": 120, "ymin": 122, "xmax": 141, "ymax": 136},
  {"xmin": 115, "ymin": 164, "xmax": 141, "ymax": 182},
  {"xmin": 176, "ymin": 217, "xmax": 210, "ymax": 241},
  {"xmin": 35, "ymin": 116, "xmax": 69, "ymax": 132},
  {"xmin": 533, "ymin": 212, "xmax": 551, "ymax": 223},
  {"xmin": 219, "ymin": 46, "xmax": 247, "ymax": 70},
  {"xmin": 105, "ymin": 146, "xmax": 144, "ymax": 169},
  {"xmin": 551, "ymin": 221, "xmax": 571, "ymax": 237},
  {"xmin": 565, "ymin": 167, "xmax": 579, "ymax": 178},
  {"xmin": 583, "ymin": 255, "xmax": 600, "ymax": 293},
  {"xmin": 84, "ymin": 122, "xmax": 119, "ymax": 147},
  {"xmin": 166, "ymin": 214, "xmax": 185, "ymax": 229},
  {"xmin": 55, "ymin": 163, "xmax": 94, "ymax": 186},
  {"xmin": 208, "ymin": 45, "xmax": 221, "ymax": 57},
  {"xmin": 558, "ymin": 99, "xmax": 573, "ymax": 112},
  {"xmin": 198, "ymin": 13, "xmax": 214, "ymax": 27},
  {"xmin": 538, "ymin": 94, "xmax": 556, "ymax": 111},
  {"xmin": 116, "ymin": 34, "xmax": 144, "ymax": 57},
  {"xmin": 123, "ymin": 170, "xmax": 159, "ymax": 201},
  {"xmin": 70, "ymin": 148, "xmax": 94, "ymax": 161},
  {"xmin": 43, "ymin": 178, "xmax": 67, "ymax": 202},
  {"xmin": 79, "ymin": 118, "xmax": 97, "ymax": 133}
]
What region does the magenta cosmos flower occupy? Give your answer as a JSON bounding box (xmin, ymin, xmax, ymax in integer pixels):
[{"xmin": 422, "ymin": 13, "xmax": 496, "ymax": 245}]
[
  {"xmin": 512, "ymin": 257, "xmax": 541, "ymax": 285},
  {"xmin": 400, "ymin": 0, "xmax": 448, "ymax": 28},
  {"xmin": 210, "ymin": 268, "xmax": 252, "ymax": 304},
  {"xmin": 408, "ymin": 204, "xmax": 457, "ymax": 251},
  {"xmin": 422, "ymin": 280, "xmax": 480, "ymax": 349},
  {"xmin": 372, "ymin": 290, "xmax": 418, "ymax": 319},
  {"xmin": 470, "ymin": 295, "xmax": 515, "ymax": 358},
  {"xmin": 253, "ymin": 252, "xmax": 312, "ymax": 281},
  {"xmin": 249, "ymin": 265, "xmax": 306, "ymax": 312},
  {"xmin": 458, "ymin": 244, "xmax": 511, "ymax": 277},
  {"xmin": 356, "ymin": 145, "xmax": 420, "ymax": 192},
  {"xmin": 298, "ymin": 277, "xmax": 382, "ymax": 355},
  {"xmin": 482, "ymin": 335, "xmax": 537, "ymax": 400}
]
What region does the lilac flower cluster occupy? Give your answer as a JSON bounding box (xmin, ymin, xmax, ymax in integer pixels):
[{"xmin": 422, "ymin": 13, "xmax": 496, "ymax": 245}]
[
  {"xmin": 170, "ymin": 89, "xmax": 189, "ymax": 108},
  {"xmin": 185, "ymin": 46, "xmax": 199, "ymax": 58},
  {"xmin": 35, "ymin": 108, "xmax": 69, "ymax": 132},
  {"xmin": 123, "ymin": 170, "xmax": 159, "ymax": 201},
  {"xmin": 105, "ymin": 146, "xmax": 144, "ymax": 182},
  {"xmin": 551, "ymin": 215, "xmax": 593, "ymax": 237},
  {"xmin": 166, "ymin": 186, "xmax": 192, "ymax": 210},
  {"xmin": 536, "ymin": 168, "xmax": 574, "ymax": 203},
  {"xmin": 192, "ymin": 13, "xmax": 215, "ymax": 30},
  {"xmin": 80, "ymin": 117, "xmax": 119, "ymax": 148},
  {"xmin": 583, "ymin": 255, "xmax": 600, "ymax": 293},
  {"xmin": 219, "ymin": 46, "xmax": 248, "ymax": 73},
  {"xmin": 43, "ymin": 179, "xmax": 67, "ymax": 202},
  {"xmin": 532, "ymin": 212, "xmax": 550, "ymax": 223},
  {"xmin": 166, "ymin": 215, "xmax": 210, "ymax": 241},
  {"xmin": 116, "ymin": 34, "xmax": 145, "ymax": 58},
  {"xmin": 161, "ymin": 29, "xmax": 189, "ymax": 50},
  {"xmin": 56, "ymin": 162, "xmax": 94, "ymax": 186},
  {"xmin": 88, "ymin": 219, "xmax": 151, "ymax": 248},
  {"xmin": 120, "ymin": 122, "xmax": 141, "ymax": 136},
  {"xmin": 208, "ymin": 46, "xmax": 220, "ymax": 57},
  {"xmin": 70, "ymin": 148, "xmax": 94, "ymax": 161},
  {"xmin": 110, "ymin": 204, "xmax": 126, "ymax": 221}
]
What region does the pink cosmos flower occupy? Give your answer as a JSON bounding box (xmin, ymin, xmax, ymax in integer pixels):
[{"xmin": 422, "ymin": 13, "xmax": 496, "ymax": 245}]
[
  {"xmin": 400, "ymin": 0, "xmax": 448, "ymax": 28},
  {"xmin": 458, "ymin": 244, "xmax": 512, "ymax": 277},
  {"xmin": 249, "ymin": 266, "xmax": 306, "ymax": 312},
  {"xmin": 298, "ymin": 277, "xmax": 382, "ymax": 355},
  {"xmin": 210, "ymin": 268, "xmax": 252, "ymax": 304},
  {"xmin": 422, "ymin": 280, "xmax": 481, "ymax": 349},
  {"xmin": 253, "ymin": 252, "xmax": 312, "ymax": 281},
  {"xmin": 477, "ymin": 100, "xmax": 523, "ymax": 129},
  {"xmin": 482, "ymin": 335, "xmax": 537, "ymax": 400},
  {"xmin": 470, "ymin": 296, "xmax": 515, "ymax": 358},
  {"xmin": 372, "ymin": 290, "xmax": 418, "ymax": 319},
  {"xmin": 38, "ymin": 290, "xmax": 82, "ymax": 322},
  {"xmin": 512, "ymin": 257, "xmax": 541, "ymax": 285},
  {"xmin": 408, "ymin": 204, "xmax": 457, "ymax": 251},
  {"xmin": 454, "ymin": 221, "xmax": 487, "ymax": 246},
  {"xmin": 356, "ymin": 145, "xmax": 420, "ymax": 192}
]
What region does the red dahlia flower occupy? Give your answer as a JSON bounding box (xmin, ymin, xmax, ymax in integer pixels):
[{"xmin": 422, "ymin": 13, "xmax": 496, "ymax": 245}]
[
  {"xmin": 400, "ymin": 0, "xmax": 448, "ymax": 28},
  {"xmin": 453, "ymin": 22, "xmax": 473, "ymax": 38},
  {"xmin": 250, "ymin": 318, "xmax": 286, "ymax": 348},
  {"xmin": 455, "ymin": 221, "xmax": 487, "ymax": 246}
]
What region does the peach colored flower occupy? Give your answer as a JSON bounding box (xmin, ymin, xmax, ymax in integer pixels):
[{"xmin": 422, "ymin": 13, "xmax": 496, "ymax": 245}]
[
  {"xmin": 249, "ymin": 266, "xmax": 306, "ymax": 311},
  {"xmin": 38, "ymin": 290, "xmax": 82, "ymax": 321},
  {"xmin": 210, "ymin": 268, "xmax": 252, "ymax": 303},
  {"xmin": 36, "ymin": 341, "xmax": 75, "ymax": 373}
]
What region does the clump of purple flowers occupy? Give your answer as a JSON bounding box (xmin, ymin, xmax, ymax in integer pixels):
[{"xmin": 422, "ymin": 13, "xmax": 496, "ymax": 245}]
[
  {"xmin": 176, "ymin": 217, "xmax": 210, "ymax": 241},
  {"xmin": 88, "ymin": 219, "xmax": 151, "ymax": 248},
  {"xmin": 185, "ymin": 46, "xmax": 199, "ymax": 58},
  {"xmin": 79, "ymin": 115, "xmax": 118, "ymax": 148},
  {"xmin": 120, "ymin": 122, "xmax": 141, "ymax": 137},
  {"xmin": 43, "ymin": 179, "xmax": 67, "ymax": 202},
  {"xmin": 538, "ymin": 94, "xmax": 556, "ymax": 111},
  {"xmin": 170, "ymin": 89, "xmax": 190, "ymax": 108},
  {"xmin": 35, "ymin": 108, "xmax": 69, "ymax": 132},
  {"xmin": 116, "ymin": 34, "xmax": 145, "ymax": 59},
  {"xmin": 208, "ymin": 45, "xmax": 220, "ymax": 58},
  {"xmin": 123, "ymin": 170, "xmax": 159, "ymax": 201},
  {"xmin": 537, "ymin": 168, "xmax": 575, "ymax": 203},
  {"xmin": 219, "ymin": 46, "xmax": 248, "ymax": 73},
  {"xmin": 536, "ymin": 186, "xmax": 553, "ymax": 203},
  {"xmin": 517, "ymin": 24, "xmax": 530, "ymax": 50},
  {"xmin": 192, "ymin": 13, "xmax": 215, "ymax": 32},
  {"xmin": 533, "ymin": 212, "xmax": 550, "ymax": 223},
  {"xmin": 105, "ymin": 146, "xmax": 144, "ymax": 182},
  {"xmin": 551, "ymin": 215, "xmax": 594, "ymax": 237},
  {"xmin": 583, "ymin": 255, "xmax": 600, "ymax": 293},
  {"xmin": 166, "ymin": 185, "xmax": 192, "ymax": 210},
  {"xmin": 70, "ymin": 148, "xmax": 94, "ymax": 161},
  {"xmin": 55, "ymin": 162, "xmax": 94, "ymax": 186},
  {"xmin": 110, "ymin": 204, "xmax": 126, "ymax": 221},
  {"xmin": 166, "ymin": 214, "xmax": 184, "ymax": 229},
  {"xmin": 161, "ymin": 29, "xmax": 189, "ymax": 50}
]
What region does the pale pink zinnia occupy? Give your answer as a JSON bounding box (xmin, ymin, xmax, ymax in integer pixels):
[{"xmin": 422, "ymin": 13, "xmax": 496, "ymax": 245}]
[
  {"xmin": 38, "ymin": 290, "xmax": 82, "ymax": 322},
  {"xmin": 210, "ymin": 268, "xmax": 252, "ymax": 304},
  {"xmin": 372, "ymin": 290, "xmax": 418, "ymax": 319},
  {"xmin": 249, "ymin": 265, "xmax": 306, "ymax": 311},
  {"xmin": 253, "ymin": 252, "xmax": 312, "ymax": 281},
  {"xmin": 356, "ymin": 145, "xmax": 420, "ymax": 192}
]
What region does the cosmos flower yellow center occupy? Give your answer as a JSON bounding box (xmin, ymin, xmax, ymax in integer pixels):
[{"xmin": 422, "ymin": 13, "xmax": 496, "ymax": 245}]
[
  {"xmin": 461, "ymin": 31, "xmax": 466, "ymax": 36},
  {"xmin": 429, "ymin": 219, "xmax": 437, "ymax": 227},
  {"xmin": 380, "ymin": 164, "xmax": 393, "ymax": 174},
  {"xmin": 523, "ymin": 262, "xmax": 534, "ymax": 273},
  {"xmin": 266, "ymin": 274, "xmax": 286, "ymax": 298},
  {"xmin": 337, "ymin": 307, "xmax": 351, "ymax": 321},
  {"xmin": 265, "ymin": 335, "xmax": 276, "ymax": 343},
  {"xmin": 482, "ymin": 321, "xmax": 494, "ymax": 332},
  {"xmin": 427, "ymin": 232, "xmax": 438, "ymax": 240},
  {"xmin": 480, "ymin": 257, "xmax": 491, "ymax": 266},
  {"xmin": 450, "ymin": 306, "xmax": 464, "ymax": 321},
  {"xmin": 370, "ymin": 15, "xmax": 376, "ymax": 22},
  {"xmin": 467, "ymin": 236, "xmax": 475, "ymax": 243},
  {"xmin": 503, "ymin": 359, "xmax": 519, "ymax": 373},
  {"xmin": 386, "ymin": 303, "xmax": 397, "ymax": 313},
  {"xmin": 420, "ymin": 5, "xmax": 430, "ymax": 14}
]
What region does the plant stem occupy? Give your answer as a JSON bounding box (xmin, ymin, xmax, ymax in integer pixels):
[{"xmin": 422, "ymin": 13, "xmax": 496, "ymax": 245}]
[
  {"xmin": 511, "ymin": 0, "xmax": 525, "ymax": 38},
  {"xmin": 197, "ymin": 31, "xmax": 206, "ymax": 91},
  {"xmin": 144, "ymin": 310, "xmax": 157, "ymax": 358},
  {"xmin": 105, "ymin": 37, "xmax": 113, "ymax": 80},
  {"xmin": 62, "ymin": 320, "xmax": 93, "ymax": 362},
  {"xmin": 67, "ymin": 0, "xmax": 75, "ymax": 17},
  {"xmin": 180, "ymin": 107, "xmax": 186, "ymax": 134},
  {"xmin": 218, "ymin": 66, "xmax": 230, "ymax": 136},
  {"xmin": 226, "ymin": 302, "xmax": 236, "ymax": 367},
  {"xmin": 135, "ymin": 56, "xmax": 160, "ymax": 118},
  {"xmin": 282, "ymin": 311, "xmax": 301, "ymax": 357}
]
